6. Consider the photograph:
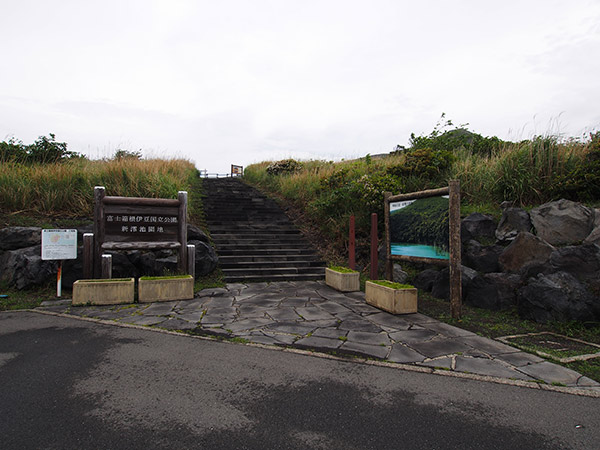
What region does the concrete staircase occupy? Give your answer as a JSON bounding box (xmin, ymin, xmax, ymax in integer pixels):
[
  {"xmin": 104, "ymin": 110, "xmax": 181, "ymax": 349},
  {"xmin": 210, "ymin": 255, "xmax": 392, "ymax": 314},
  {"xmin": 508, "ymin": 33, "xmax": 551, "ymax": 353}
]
[{"xmin": 202, "ymin": 178, "xmax": 325, "ymax": 283}]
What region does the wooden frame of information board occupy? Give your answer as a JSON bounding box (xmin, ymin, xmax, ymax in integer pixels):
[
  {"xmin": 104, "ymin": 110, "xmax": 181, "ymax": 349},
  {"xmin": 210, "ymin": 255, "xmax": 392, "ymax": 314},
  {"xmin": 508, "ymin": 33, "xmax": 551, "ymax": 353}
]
[
  {"xmin": 384, "ymin": 180, "xmax": 462, "ymax": 319},
  {"xmin": 84, "ymin": 186, "xmax": 192, "ymax": 279}
]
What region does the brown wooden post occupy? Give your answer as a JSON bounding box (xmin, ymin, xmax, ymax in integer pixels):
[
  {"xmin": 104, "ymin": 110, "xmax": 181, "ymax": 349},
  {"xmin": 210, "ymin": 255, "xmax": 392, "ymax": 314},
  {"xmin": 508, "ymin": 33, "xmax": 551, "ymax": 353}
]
[
  {"xmin": 384, "ymin": 192, "xmax": 393, "ymax": 281},
  {"xmin": 101, "ymin": 254, "xmax": 112, "ymax": 279},
  {"xmin": 449, "ymin": 180, "xmax": 462, "ymax": 319},
  {"xmin": 349, "ymin": 215, "xmax": 356, "ymax": 270},
  {"xmin": 83, "ymin": 233, "xmax": 94, "ymax": 279},
  {"xmin": 370, "ymin": 213, "xmax": 378, "ymax": 279},
  {"xmin": 93, "ymin": 186, "xmax": 106, "ymax": 278},
  {"xmin": 187, "ymin": 244, "xmax": 196, "ymax": 277},
  {"xmin": 177, "ymin": 191, "xmax": 188, "ymax": 273}
]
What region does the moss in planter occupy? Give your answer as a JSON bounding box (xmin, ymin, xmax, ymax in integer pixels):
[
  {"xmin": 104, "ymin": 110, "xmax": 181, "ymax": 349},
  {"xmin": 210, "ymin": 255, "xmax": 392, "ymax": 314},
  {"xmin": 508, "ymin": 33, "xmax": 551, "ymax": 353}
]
[
  {"xmin": 328, "ymin": 266, "xmax": 358, "ymax": 274},
  {"xmin": 79, "ymin": 278, "xmax": 133, "ymax": 283},
  {"xmin": 370, "ymin": 280, "xmax": 414, "ymax": 289},
  {"xmin": 139, "ymin": 275, "xmax": 191, "ymax": 281}
]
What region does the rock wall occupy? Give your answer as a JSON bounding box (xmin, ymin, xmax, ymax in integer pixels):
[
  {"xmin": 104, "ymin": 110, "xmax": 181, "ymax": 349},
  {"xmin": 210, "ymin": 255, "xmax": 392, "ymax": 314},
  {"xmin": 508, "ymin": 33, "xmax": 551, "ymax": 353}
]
[
  {"xmin": 411, "ymin": 199, "xmax": 600, "ymax": 324},
  {"xmin": 0, "ymin": 225, "xmax": 218, "ymax": 290}
]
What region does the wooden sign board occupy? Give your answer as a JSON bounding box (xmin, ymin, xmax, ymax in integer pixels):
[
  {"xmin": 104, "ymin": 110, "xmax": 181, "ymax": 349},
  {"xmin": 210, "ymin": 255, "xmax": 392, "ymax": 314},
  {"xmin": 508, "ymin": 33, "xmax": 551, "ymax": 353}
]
[
  {"xmin": 90, "ymin": 187, "xmax": 188, "ymax": 277},
  {"xmin": 384, "ymin": 181, "xmax": 462, "ymax": 318}
]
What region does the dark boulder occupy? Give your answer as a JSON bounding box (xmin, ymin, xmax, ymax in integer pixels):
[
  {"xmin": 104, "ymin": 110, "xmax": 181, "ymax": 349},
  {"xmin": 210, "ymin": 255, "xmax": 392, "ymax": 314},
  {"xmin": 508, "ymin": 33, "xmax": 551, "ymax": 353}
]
[
  {"xmin": 461, "ymin": 213, "xmax": 497, "ymax": 244},
  {"xmin": 498, "ymin": 232, "xmax": 555, "ymax": 273},
  {"xmin": 393, "ymin": 264, "xmax": 409, "ymax": 284},
  {"xmin": 465, "ymin": 272, "xmax": 520, "ymax": 310},
  {"xmin": 0, "ymin": 245, "xmax": 58, "ymax": 289},
  {"xmin": 412, "ymin": 269, "xmax": 440, "ymax": 291},
  {"xmin": 430, "ymin": 265, "xmax": 477, "ymax": 301},
  {"xmin": 517, "ymin": 272, "xmax": 600, "ymax": 323},
  {"xmin": 584, "ymin": 211, "xmax": 600, "ymax": 245},
  {"xmin": 0, "ymin": 227, "xmax": 42, "ymax": 251},
  {"xmin": 187, "ymin": 225, "xmax": 210, "ymax": 243},
  {"xmin": 189, "ymin": 240, "xmax": 218, "ymax": 277},
  {"xmin": 495, "ymin": 207, "xmax": 532, "ymax": 242},
  {"xmin": 548, "ymin": 243, "xmax": 600, "ymax": 281},
  {"xmin": 530, "ymin": 199, "xmax": 595, "ymax": 246},
  {"xmin": 463, "ymin": 240, "xmax": 503, "ymax": 273}
]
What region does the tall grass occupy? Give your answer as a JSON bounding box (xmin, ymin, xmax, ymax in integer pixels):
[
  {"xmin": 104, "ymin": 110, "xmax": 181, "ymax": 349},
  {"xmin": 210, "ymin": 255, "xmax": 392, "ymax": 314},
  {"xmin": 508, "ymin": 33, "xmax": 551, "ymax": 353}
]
[
  {"xmin": 243, "ymin": 136, "xmax": 596, "ymax": 264},
  {"xmin": 0, "ymin": 158, "xmax": 197, "ymax": 217}
]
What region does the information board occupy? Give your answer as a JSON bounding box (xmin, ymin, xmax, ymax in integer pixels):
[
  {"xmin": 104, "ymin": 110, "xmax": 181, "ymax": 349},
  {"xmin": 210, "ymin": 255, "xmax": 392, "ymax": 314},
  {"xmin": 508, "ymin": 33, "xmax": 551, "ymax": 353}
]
[{"xmin": 41, "ymin": 229, "xmax": 78, "ymax": 260}]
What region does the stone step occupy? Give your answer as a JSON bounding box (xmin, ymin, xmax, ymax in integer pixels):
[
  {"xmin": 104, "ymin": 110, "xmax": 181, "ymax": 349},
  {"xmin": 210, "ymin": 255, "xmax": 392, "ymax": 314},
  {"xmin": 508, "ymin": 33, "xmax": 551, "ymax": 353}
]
[
  {"xmin": 215, "ymin": 248, "xmax": 317, "ymax": 257},
  {"xmin": 215, "ymin": 243, "xmax": 311, "ymax": 251},
  {"xmin": 218, "ymin": 260, "xmax": 325, "ymax": 269},
  {"xmin": 211, "ymin": 236, "xmax": 308, "ymax": 245},
  {"xmin": 222, "ymin": 266, "xmax": 325, "ymax": 276},
  {"xmin": 218, "ymin": 254, "xmax": 321, "ymax": 263},
  {"xmin": 223, "ymin": 273, "xmax": 325, "ymax": 283}
]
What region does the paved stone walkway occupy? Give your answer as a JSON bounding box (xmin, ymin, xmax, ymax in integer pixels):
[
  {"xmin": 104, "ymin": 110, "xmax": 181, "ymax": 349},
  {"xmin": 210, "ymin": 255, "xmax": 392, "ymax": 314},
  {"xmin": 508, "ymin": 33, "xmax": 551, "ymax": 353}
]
[{"xmin": 37, "ymin": 281, "xmax": 600, "ymax": 394}]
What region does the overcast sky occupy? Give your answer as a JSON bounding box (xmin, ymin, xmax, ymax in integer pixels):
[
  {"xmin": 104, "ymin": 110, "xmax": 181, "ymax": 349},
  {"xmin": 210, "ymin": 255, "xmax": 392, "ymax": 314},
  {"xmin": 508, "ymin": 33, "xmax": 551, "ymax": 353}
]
[{"xmin": 1, "ymin": 0, "xmax": 599, "ymax": 173}]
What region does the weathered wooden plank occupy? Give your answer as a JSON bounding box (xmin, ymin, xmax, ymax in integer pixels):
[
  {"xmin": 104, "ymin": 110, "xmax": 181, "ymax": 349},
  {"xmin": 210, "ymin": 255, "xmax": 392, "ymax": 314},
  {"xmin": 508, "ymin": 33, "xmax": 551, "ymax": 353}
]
[
  {"xmin": 101, "ymin": 241, "xmax": 182, "ymax": 250},
  {"xmin": 101, "ymin": 254, "xmax": 112, "ymax": 279},
  {"xmin": 388, "ymin": 186, "xmax": 449, "ymax": 203},
  {"xmin": 177, "ymin": 191, "xmax": 188, "ymax": 272},
  {"xmin": 94, "ymin": 186, "xmax": 106, "ymax": 278},
  {"xmin": 103, "ymin": 205, "xmax": 180, "ymax": 216},
  {"xmin": 370, "ymin": 213, "xmax": 378, "ymax": 280},
  {"xmin": 187, "ymin": 244, "xmax": 196, "ymax": 276},
  {"xmin": 449, "ymin": 180, "xmax": 462, "ymax": 319},
  {"xmin": 384, "ymin": 192, "xmax": 393, "ymax": 280},
  {"xmin": 103, "ymin": 196, "xmax": 180, "ymax": 207},
  {"xmin": 390, "ymin": 254, "xmax": 449, "ymax": 267},
  {"xmin": 83, "ymin": 233, "xmax": 94, "ymax": 279}
]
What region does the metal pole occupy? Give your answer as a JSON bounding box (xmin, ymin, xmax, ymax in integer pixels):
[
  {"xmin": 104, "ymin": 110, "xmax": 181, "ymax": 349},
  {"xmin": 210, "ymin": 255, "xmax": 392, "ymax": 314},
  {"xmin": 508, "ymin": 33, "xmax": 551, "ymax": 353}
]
[{"xmin": 57, "ymin": 261, "xmax": 62, "ymax": 297}]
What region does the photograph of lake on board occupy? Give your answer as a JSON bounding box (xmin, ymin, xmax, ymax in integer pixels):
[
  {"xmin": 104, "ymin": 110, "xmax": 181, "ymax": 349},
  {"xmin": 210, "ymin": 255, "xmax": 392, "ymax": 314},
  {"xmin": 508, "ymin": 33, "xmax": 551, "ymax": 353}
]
[{"xmin": 390, "ymin": 195, "xmax": 450, "ymax": 260}]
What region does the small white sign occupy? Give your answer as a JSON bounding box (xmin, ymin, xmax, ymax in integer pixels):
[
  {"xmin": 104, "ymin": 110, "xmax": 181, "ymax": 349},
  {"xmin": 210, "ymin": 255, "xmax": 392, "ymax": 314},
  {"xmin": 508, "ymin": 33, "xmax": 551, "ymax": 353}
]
[{"xmin": 41, "ymin": 229, "xmax": 78, "ymax": 260}]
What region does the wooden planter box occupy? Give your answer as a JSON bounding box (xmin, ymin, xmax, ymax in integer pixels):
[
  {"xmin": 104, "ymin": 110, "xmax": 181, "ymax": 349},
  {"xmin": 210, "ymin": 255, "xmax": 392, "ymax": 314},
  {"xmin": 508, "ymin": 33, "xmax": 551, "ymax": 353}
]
[
  {"xmin": 138, "ymin": 275, "xmax": 194, "ymax": 303},
  {"xmin": 325, "ymin": 268, "xmax": 360, "ymax": 292},
  {"xmin": 72, "ymin": 278, "xmax": 135, "ymax": 306},
  {"xmin": 365, "ymin": 281, "xmax": 417, "ymax": 314}
]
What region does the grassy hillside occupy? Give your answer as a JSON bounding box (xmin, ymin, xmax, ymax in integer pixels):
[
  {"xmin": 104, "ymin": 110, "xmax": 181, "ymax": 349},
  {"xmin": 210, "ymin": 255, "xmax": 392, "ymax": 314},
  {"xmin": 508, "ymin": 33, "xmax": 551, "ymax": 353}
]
[
  {"xmin": 0, "ymin": 138, "xmax": 200, "ymax": 226},
  {"xmin": 244, "ymin": 128, "xmax": 600, "ymax": 266}
]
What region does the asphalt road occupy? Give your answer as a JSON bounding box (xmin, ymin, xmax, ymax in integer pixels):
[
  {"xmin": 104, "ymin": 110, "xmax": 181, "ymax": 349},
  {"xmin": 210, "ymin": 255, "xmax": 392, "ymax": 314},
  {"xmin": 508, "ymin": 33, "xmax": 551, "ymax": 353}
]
[{"xmin": 1, "ymin": 311, "xmax": 598, "ymax": 450}]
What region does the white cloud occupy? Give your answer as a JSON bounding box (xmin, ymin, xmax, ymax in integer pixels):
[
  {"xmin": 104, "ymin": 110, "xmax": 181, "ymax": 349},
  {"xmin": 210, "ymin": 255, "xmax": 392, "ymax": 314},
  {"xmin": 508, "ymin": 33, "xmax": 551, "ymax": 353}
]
[{"xmin": 1, "ymin": 0, "xmax": 599, "ymax": 173}]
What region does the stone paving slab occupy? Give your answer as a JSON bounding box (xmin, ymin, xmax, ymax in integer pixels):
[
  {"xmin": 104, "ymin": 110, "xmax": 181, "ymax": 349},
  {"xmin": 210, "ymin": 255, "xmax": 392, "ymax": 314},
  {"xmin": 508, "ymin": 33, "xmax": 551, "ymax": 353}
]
[
  {"xmin": 516, "ymin": 361, "xmax": 586, "ymax": 386},
  {"xmin": 387, "ymin": 344, "xmax": 426, "ymax": 363},
  {"xmin": 454, "ymin": 356, "xmax": 535, "ymax": 380},
  {"xmin": 37, "ymin": 280, "xmax": 600, "ymax": 394},
  {"xmin": 454, "ymin": 335, "xmax": 522, "ymax": 356},
  {"xmin": 295, "ymin": 336, "xmax": 344, "ymax": 351},
  {"xmin": 340, "ymin": 341, "xmax": 390, "ymax": 359},
  {"xmin": 409, "ymin": 338, "xmax": 472, "ymax": 359}
]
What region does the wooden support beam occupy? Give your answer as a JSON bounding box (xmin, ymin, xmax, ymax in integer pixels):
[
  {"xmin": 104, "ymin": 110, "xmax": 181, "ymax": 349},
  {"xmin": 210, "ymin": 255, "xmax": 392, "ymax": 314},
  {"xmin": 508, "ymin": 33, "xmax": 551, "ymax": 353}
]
[
  {"xmin": 83, "ymin": 233, "xmax": 94, "ymax": 279},
  {"xmin": 384, "ymin": 192, "xmax": 393, "ymax": 281},
  {"xmin": 449, "ymin": 180, "xmax": 462, "ymax": 319},
  {"xmin": 370, "ymin": 213, "xmax": 378, "ymax": 280},
  {"xmin": 101, "ymin": 254, "xmax": 112, "ymax": 279}
]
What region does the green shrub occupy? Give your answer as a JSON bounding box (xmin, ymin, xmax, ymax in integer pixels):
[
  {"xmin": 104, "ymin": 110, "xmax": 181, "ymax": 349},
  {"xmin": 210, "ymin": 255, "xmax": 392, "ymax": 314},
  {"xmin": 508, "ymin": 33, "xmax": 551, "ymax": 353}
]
[{"xmin": 266, "ymin": 159, "xmax": 303, "ymax": 176}]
